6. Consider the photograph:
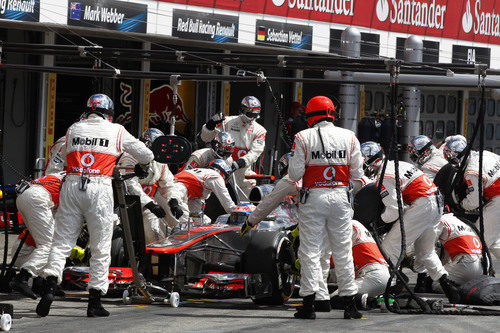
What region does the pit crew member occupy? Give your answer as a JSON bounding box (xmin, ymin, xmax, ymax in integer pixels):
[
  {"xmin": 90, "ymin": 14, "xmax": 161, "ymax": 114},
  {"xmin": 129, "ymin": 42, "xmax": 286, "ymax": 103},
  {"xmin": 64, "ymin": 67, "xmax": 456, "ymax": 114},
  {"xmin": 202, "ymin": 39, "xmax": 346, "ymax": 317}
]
[
  {"xmin": 168, "ymin": 160, "xmax": 236, "ymax": 226},
  {"xmin": 443, "ymin": 137, "xmax": 500, "ymax": 261},
  {"xmin": 200, "ymin": 96, "xmax": 266, "ymax": 197},
  {"xmin": 9, "ymin": 171, "xmax": 65, "ymax": 299},
  {"xmin": 36, "ymin": 94, "xmax": 153, "ymax": 318},
  {"xmin": 184, "ymin": 131, "xmax": 235, "ymax": 170},
  {"xmin": 330, "ymin": 220, "xmax": 389, "ymax": 300},
  {"xmin": 361, "ymin": 141, "xmax": 460, "ymax": 303},
  {"xmin": 241, "ymin": 153, "xmax": 299, "ymax": 231},
  {"xmin": 118, "ymin": 128, "xmax": 177, "ymax": 242},
  {"xmin": 408, "ymin": 135, "xmax": 448, "ymax": 180},
  {"xmin": 288, "ymin": 95, "xmax": 364, "ymax": 320},
  {"xmin": 437, "ymin": 213, "xmax": 484, "ymax": 285}
]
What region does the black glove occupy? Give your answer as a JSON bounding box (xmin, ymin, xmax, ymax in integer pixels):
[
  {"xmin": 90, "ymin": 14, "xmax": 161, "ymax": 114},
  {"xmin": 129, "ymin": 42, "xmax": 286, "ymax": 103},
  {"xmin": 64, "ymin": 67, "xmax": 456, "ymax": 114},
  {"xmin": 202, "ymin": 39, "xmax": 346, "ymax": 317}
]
[
  {"xmin": 145, "ymin": 202, "xmax": 166, "ymax": 218},
  {"xmin": 206, "ymin": 113, "xmax": 225, "ymax": 131},
  {"xmin": 232, "ymin": 159, "xmax": 246, "ymax": 171},
  {"xmin": 168, "ymin": 198, "xmax": 184, "ymax": 219},
  {"xmin": 134, "ymin": 163, "xmax": 149, "ymax": 179}
]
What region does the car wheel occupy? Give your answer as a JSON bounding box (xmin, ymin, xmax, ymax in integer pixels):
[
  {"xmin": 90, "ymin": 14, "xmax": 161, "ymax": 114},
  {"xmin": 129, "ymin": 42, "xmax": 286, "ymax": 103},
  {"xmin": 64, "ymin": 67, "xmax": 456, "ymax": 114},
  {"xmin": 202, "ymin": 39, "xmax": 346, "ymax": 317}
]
[
  {"xmin": 243, "ymin": 231, "xmax": 296, "ymax": 305},
  {"xmin": 110, "ymin": 237, "xmax": 126, "ymax": 267}
]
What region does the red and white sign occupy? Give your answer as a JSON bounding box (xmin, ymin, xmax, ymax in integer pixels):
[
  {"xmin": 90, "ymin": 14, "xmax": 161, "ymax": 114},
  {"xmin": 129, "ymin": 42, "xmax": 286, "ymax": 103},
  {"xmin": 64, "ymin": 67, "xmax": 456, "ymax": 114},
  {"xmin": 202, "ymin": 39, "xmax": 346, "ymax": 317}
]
[{"xmin": 157, "ymin": 0, "xmax": 500, "ymax": 45}]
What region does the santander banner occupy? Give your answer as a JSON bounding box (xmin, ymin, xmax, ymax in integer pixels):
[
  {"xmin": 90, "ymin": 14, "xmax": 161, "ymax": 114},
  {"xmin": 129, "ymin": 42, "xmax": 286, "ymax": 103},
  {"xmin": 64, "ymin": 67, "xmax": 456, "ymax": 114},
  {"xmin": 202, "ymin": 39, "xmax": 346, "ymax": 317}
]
[{"xmin": 158, "ymin": 0, "xmax": 500, "ymax": 45}]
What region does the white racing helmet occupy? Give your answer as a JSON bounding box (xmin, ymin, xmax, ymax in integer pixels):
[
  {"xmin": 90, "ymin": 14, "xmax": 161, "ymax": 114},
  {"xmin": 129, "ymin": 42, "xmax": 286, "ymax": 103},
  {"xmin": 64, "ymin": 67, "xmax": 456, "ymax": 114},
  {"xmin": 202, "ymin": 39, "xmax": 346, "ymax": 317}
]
[
  {"xmin": 408, "ymin": 135, "xmax": 434, "ymax": 165},
  {"xmin": 443, "ymin": 137, "xmax": 467, "ymax": 166},
  {"xmin": 277, "ymin": 152, "xmax": 291, "ymax": 178},
  {"xmin": 208, "ymin": 159, "xmax": 233, "ymax": 182},
  {"xmin": 360, "ymin": 141, "xmax": 385, "ymax": 178},
  {"xmin": 86, "ymin": 94, "xmax": 114, "ymax": 121},
  {"xmin": 240, "ymin": 96, "xmax": 261, "ymax": 123},
  {"xmin": 141, "ymin": 128, "xmax": 165, "ymax": 148},
  {"xmin": 211, "ymin": 132, "xmax": 235, "ymax": 159}
]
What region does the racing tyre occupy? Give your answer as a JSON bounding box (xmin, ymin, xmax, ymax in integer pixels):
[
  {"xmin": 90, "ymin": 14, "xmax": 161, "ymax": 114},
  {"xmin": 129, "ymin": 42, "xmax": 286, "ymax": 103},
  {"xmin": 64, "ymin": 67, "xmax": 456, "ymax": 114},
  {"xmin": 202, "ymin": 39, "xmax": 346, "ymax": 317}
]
[
  {"xmin": 122, "ymin": 289, "xmax": 131, "ymax": 305},
  {"xmin": 243, "ymin": 231, "xmax": 296, "ymax": 305},
  {"xmin": 169, "ymin": 292, "xmax": 180, "ymax": 308},
  {"xmin": 110, "ymin": 236, "xmax": 126, "ymax": 267},
  {"xmin": 0, "ymin": 314, "xmax": 11, "ymax": 331}
]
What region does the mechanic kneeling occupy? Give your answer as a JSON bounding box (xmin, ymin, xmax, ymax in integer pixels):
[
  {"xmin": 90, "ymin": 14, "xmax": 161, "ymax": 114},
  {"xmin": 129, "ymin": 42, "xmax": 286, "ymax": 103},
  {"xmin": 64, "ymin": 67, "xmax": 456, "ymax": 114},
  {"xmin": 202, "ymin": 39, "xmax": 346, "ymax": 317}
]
[
  {"xmin": 330, "ymin": 220, "xmax": 389, "ymax": 305},
  {"xmin": 118, "ymin": 128, "xmax": 178, "ymax": 242},
  {"xmin": 167, "ymin": 159, "xmax": 236, "ymax": 227},
  {"xmin": 361, "ymin": 141, "xmax": 460, "ymax": 303},
  {"xmin": 443, "ymin": 137, "xmax": 500, "ymax": 264},
  {"xmin": 184, "ymin": 131, "xmax": 235, "ymax": 170}
]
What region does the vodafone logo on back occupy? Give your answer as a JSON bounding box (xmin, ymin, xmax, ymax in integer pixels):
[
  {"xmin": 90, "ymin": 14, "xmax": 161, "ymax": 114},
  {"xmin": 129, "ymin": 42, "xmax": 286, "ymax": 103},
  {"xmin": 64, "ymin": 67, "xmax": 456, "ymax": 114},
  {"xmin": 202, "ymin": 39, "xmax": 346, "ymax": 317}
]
[
  {"xmin": 375, "ymin": 0, "xmax": 447, "ymax": 30},
  {"xmin": 323, "ymin": 166, "xmax": 336, "ymax": 180},
  {"xmin": 461, "ymin": 0, "xmax": 500, "ymax": 37}
]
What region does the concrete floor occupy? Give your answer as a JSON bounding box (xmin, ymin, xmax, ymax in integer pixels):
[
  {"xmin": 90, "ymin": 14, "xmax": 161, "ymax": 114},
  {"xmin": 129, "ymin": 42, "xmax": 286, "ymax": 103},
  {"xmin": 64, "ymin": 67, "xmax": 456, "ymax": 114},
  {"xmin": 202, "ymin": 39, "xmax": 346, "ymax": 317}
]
[{"xmin": 2, "ymin": 234, "xmax": 500, "ymax": 333}]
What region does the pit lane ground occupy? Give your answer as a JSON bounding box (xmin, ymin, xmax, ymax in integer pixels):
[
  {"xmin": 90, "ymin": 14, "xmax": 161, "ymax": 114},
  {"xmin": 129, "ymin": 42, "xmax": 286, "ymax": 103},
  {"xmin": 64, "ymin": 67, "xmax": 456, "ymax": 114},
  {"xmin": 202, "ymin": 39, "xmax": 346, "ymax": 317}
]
[
  {"xmin": 3, "ymin": 291, "xmax": 500, "ymax": 333},
  {"xmin": 2, "ymin": 236, "xmax": 500, "ymax": 332}
]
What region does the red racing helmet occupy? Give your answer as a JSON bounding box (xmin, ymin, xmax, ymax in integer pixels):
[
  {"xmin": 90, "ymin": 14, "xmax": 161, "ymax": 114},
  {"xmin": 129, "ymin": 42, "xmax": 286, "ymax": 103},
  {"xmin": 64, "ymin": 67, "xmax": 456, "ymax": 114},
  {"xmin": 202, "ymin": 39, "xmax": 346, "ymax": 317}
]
[{"xmin": 305, "ymin": 96, "xmax": 335, "ymax": 128}]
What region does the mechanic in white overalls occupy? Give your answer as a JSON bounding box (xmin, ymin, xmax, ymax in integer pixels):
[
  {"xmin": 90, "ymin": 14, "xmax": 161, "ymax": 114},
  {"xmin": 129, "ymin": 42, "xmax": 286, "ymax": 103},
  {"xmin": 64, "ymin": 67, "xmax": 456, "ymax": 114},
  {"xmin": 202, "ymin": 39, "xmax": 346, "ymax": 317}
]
[{"xmin": 200, "ymin": 96, "xmax": 266, "ymax": 197}]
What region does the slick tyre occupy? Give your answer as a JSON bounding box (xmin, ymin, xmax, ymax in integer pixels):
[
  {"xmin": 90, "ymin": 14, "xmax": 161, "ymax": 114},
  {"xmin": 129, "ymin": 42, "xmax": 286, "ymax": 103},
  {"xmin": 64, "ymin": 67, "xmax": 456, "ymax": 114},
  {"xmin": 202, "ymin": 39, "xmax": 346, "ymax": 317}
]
[
  {"xmin": 243, "ymin": 231, "xmax": 296, "ymax": 305},
  {"xmin": 110, "ymin": 237, "xmax": 126, "ymax": 267}
]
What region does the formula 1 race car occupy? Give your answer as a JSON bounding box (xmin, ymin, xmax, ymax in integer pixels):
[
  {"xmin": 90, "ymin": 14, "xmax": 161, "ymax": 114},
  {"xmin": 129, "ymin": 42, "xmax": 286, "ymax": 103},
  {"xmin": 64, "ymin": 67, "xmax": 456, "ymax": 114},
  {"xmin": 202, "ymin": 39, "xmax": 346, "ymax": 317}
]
[{"xmin": 145, "ymin": 201, "xmax": 298, "ymax": 305}]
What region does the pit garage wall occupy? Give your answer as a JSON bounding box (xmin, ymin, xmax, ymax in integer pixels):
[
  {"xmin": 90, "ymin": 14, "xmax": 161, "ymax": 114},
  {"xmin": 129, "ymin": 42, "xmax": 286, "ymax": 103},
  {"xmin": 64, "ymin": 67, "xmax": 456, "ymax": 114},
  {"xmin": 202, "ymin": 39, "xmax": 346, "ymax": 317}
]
[{"xmin": 0, "ymin": 29, "xmax": 41, "ymax": 184}]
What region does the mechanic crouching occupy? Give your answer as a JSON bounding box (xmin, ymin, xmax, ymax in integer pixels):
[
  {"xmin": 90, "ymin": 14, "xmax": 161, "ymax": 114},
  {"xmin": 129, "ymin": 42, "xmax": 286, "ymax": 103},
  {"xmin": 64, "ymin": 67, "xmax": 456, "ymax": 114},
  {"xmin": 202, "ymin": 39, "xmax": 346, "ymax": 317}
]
[
  {"xmin": 330, "ymin": 220, "xmax": 389, "ymax": 304},
  {"xmin": 184, "ymin": 131, "xmax": 235, "ymax": 170},
  {"xmin": 35, "ymin": 94, "xmax": 154, "ymax": 318},
  {"xmin": 167, "ymin": 160, "xmax": 236, "ymax": 228},
  {"xmin": 118, "ymin": 128, "xmax": 178, "ymax": 242},
  {"xmin": 360, "ymin": 141, "xmax": 461, "ymax": 303},
  {"xmin": 407, "ymin": 135, "xmax": 448, "ymax": 181},
  {"xmin": 9, "ymin": 171, "xmax": 65, "ymax": 299},
  {"xmin": 288, "ymin": 96, "xmax": 364, "ymax": 320},
  {"xmin": 443, "ymin": 137, "xmax": 500, "ymax": 264},
  {"xmin": 9, "ymin": 135, "xmax": 67, "ymax": 298}
]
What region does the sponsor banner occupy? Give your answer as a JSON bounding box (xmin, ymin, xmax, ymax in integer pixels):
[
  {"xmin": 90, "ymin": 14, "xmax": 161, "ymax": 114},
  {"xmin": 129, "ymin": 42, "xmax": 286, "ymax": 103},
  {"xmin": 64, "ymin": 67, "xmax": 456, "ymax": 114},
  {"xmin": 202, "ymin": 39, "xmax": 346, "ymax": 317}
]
[
  {"xmin": 452, "ymin": 44, "xmax": 490, "ymax": 67},
  {"xmin": 223, "ymin": 83, "xmax": 231, "ymax": 116},
  {"xmin": 68, "ymin": 0, "xmax": 147, "ymax": 33},
  {"xmin": 115, "ymin": 79, "xmax": 140, "ymax": 133},
  {"xmin": 46, "ymin": 73, "xmax": 57, "ymax": 162},
  {"xmin": 142, "ymin": 79, "xmax": 151, "ymax": 133},
  {"xmin": 0, "ymin": 0, "xmax": 39, "ymax": 22},
  {"xmin": 172, "ymin": 9, "xmax": 238, "ymax": 43},
  {"xmin": 158, "ymin": 0, "xmax": 500, "ymax": 45},
  {"xmin": 147, "ymin": 81, "xmax": 196, "ymax": 136},
  {"xmin": 256, "ymin": 20, "xmax": 312, "ymax": 50}
]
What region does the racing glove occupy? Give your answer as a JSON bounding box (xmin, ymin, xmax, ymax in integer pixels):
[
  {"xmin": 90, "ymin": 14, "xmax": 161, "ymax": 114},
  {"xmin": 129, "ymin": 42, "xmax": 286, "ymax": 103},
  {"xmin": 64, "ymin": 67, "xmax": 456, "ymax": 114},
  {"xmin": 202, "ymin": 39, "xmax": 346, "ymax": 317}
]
[
  {"xmin": 134, "ymin": 163, "xmax": 149, "ymax": 179},
  {"xmin": 168, "ymin": 198, "xmax": 184, "ymax": 219},
  {"xmin": 240, "ymin": 219, "xmax": 253, "ymax": 237},
  {"xmin": 145, "ymin": 202, "xmax": 166, "ymax": 218},
  {"xmin": 290, "ymin": 226, "xmax": 299, "ymax": 249},
  {"xmin": 70, "ymin": 246, "xmax": 86, "ymax": 262},
  {"xmin": 232, "ymin": 159, "xmax": 246, "ymax": 171},
  {"xmin": 206, "ymin": 113, "xmax": 225, "ymax": 131}
]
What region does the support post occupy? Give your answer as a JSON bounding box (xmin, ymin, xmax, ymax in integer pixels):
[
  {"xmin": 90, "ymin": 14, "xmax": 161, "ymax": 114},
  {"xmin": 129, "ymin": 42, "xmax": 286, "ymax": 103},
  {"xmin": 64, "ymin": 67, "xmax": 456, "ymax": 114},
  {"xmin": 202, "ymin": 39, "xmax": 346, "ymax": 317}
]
[
  {"xmin": 340, "ymin": 27, "xmax": 360, "ymax": 133},
  {"xmin": 139, "ymin": 42, "xmax": 151, "ymax": 136},
  {"xmin": 34, "ymin": 32, "xmax": 55, "ymax": 178},
  {"xmin": 402, "ymin": 36, "xmax": 423, "ymax": 161}
]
